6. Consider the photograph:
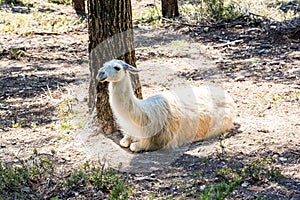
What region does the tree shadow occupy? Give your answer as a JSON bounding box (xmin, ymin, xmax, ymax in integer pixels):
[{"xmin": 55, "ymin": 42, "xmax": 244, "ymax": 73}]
[
  {"xmin": 134, "ymin": 26, "xmax": 189, "ymax": 49},
  {"xmin": 187, "ymin": 13, "xmax": 300, "ymax": 85},
  {"xmin": 0, "ymin": 0, "xmax": 59, "ymax": 14},
  {"xmin": 0, "ymin": 73, "xmax": 77, "ymax": 100},
  {"xmin": 131, "ymin": 146, "xmax": 300, "ymax": 199},
  {"xmin": 0, "ymin": 65, "xmax": 82, "ymax": 129},
  {"xmin": 0, "ymin": 1, "xmax": 31, "ymax": 13},
  {"xmin": 126, "ymin": 122, "xmax": 242, "ymax": 172},
  {"xmin": 123, "ymin": 118, "xmax": 300, "ymax": 198},
  {"xmin": 0, "ymin": 103, "xmax": 56, "ymax": 130}
]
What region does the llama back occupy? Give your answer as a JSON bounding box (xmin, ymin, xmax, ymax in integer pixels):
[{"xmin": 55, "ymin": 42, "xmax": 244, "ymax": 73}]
[{"xmin": 158, "ymin": 86, "xmax": 235, "ymax": 148}]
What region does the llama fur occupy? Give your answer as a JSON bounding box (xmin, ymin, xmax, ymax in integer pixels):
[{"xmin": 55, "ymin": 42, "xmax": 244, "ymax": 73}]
[{"xmin": 96, "ymin": 59, "xmax": 236, "ymax": 152}]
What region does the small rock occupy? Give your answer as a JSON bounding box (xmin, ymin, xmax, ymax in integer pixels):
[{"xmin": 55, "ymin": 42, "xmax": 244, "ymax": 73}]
[
  {"xmin": 23, "ymin": 187, "xmax": 31, "ymax": 193},
  {"xmin": 272, "ymin": 154, "xmax": 279, "ymax": 158},
  {"xmin": 241, "ymin": 182, "xmax": 249, "ymax": 188},
  {"xmin": 96, "ymin": 190, "xmax": 104, "ymax": 198},
  {"xmin": 265, "ymin": 77, "xmax": 272, "ymax": 80},
  {"xmin": 200, "ymin": 185, "xmax": 206, "ymax": 190},
  {"xmin": 203, "ymin": 27, "xmax": 209, "ymax": 32},
  {"xmin": 234, "ymin": 75, "xmax": 246, "ymax": 82},
  {"xmin": 279, "ymin": 157, "xmax": 288, "ymax": 162}
]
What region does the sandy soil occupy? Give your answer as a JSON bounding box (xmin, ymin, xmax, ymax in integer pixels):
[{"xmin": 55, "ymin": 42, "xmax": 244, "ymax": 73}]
[{"xmin": 0, "ymin": 1, "xmax": 299, "ymax": 199}]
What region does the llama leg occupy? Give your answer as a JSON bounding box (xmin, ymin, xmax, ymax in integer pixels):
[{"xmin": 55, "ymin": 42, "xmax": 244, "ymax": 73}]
[
  {"xmin": 129, "ymin": 141, "xmax": 144, "ymax": 152},
  {"xmin": 129, "ymin": 137, "xmax": 162, "ymax": 152},
  {"xmin": 120, "ymin": 134, "xmax": 132, "ymax": 148}
]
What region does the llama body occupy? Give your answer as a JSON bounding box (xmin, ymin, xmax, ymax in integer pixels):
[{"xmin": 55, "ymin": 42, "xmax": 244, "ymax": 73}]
[{"xmin": 97, "ymin": 59, "xmax": 236, "ymax": 152}]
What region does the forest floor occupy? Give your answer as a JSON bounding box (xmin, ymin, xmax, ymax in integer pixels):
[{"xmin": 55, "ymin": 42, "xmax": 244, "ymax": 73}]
[{"xmin": 0, "ymin": 0, "xmax": 299, "ymax": 199}]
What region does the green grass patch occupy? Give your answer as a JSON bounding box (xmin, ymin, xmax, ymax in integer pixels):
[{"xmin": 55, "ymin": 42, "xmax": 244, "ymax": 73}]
[
  {"xmin": 0, "ymin": 7, "xmax": 84, "ymax": 35},
  {"xmin": 133, "ymin": 6, "xmax": 162, "ymax": 25},
  {"xmin": 12, "ymin": 120, "xmax": 22, "ymax": 128},
  {"xmin": 179, "ymin": 0, "xmax": 242, "ymax": 22},
  {"xmin": 242, "ymin": 157, "xmax": 284, "ymax": 181},
  {"xmin": 134, "ymin": 0, "xmax": 300, "ymax": 25},
  {"xmin": 56, "ymin": 98, "xmax": 76, "ymax": 131},
  {"xmin": 0, "ymin": 150, "xmax": 130, "ymax": 199},
  {"xmin": 199, "ymin": 178, "xmax": 241, "ymax": 200}
]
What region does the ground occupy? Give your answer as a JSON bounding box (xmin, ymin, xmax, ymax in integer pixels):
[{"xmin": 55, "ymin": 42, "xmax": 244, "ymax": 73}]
[{"xmin": 0, "ymin": 0, "xmax": 299, "ymax": 199}]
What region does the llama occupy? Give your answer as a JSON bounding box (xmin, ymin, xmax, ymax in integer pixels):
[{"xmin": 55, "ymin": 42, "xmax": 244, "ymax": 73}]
[{"xmin": 96, "ymin": 59, "xmax": 236, "ymax": 152}]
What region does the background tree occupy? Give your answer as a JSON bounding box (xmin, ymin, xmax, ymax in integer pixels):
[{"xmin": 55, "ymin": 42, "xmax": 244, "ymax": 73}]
[
  {"xmin": 72, "ymin": 0, "xmax": 85, "ymax": 15},
  {"xmin": 88, "ymin": 0, "xmax": 142, "ymax": 134},
  {"xmin": 161, "ymin": 0, "xmax": 179, "ymax": 18}
]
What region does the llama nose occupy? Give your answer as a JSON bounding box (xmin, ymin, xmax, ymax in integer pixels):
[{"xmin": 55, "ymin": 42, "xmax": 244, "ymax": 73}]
[{"xmin": 96, "ymin": 71, "xmax": 107, "ymax": 82}]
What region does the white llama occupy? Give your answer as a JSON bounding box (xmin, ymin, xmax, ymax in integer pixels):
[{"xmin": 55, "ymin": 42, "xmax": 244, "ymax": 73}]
[{"xmin": 96, "ymin": 59, "xmax": 236, "ymax": 152}]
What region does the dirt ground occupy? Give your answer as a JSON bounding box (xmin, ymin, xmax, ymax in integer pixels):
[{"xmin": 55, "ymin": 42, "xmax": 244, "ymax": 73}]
[{"xmin": 1, "ymin": 1, "xmax": 299, "ymax": 199}]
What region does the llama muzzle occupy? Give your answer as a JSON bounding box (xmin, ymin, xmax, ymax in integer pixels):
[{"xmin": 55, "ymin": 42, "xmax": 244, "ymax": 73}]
[{"xmin": 96, "ymin": 71, "xmax": 107, "ymax": 82}]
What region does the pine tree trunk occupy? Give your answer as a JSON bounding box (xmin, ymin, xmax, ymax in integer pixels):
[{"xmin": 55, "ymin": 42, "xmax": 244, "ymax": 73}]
[
  {"xmin": 161, "ymin": 0, "xmax": 179, "ymax": 18},
  {"xmin": 88, "ymin": 0, "xmax": 142, "ymax": 134},
  {"xmin": 72, "ymin": 0, "xmax": 85, "ymax": 15}
]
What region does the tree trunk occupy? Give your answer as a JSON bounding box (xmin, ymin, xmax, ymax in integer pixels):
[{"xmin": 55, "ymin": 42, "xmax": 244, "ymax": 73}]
[
  {"xmin": 88, "ymin": 0, "xmax": 142, "ymax": 134},
  {"xmin": 72, "ymin": 0, "xmax": 85, "ymax": 15},
  {"xmin": 161, "ymin": 0, "xmax": 179, "ymax": 18}
]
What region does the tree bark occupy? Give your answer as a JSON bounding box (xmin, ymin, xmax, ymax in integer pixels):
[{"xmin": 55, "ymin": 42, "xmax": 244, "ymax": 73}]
[
  {"xmin": 72, "ymin": 0, "xmax": 85, "ymax": 15},
  {"xmin": 161, "ymin": 0, "xmax": 179, "ymax": 18},
  {"xmin": 88, "ymin": 0, "xmax": 142, "ymax": 134}
]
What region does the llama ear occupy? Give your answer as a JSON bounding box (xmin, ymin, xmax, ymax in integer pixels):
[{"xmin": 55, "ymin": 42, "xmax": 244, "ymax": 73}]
[{"xmin": 123, "ymin": 63, "xmax": 141, "ymax": 74}]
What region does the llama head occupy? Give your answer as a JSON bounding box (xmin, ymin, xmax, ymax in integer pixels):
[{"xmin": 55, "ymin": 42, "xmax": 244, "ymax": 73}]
[{"xmin": 96, "ymin": 59, "xmax": 140, "ymax": 82}]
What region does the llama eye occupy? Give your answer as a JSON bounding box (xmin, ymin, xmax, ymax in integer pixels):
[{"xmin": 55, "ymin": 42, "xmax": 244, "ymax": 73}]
[{"xmin": 113, "ymin": 66, "xmax": 121, "ymax": 71}]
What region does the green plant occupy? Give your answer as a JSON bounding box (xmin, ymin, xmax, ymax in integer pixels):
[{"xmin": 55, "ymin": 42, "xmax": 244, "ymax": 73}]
[
  {"xmin": 149, "ymin": 192, "xmax": 155, "ymax": 200},
  {"xmin": 199, "ymin": 178, "xmax": 241, "ymax": 200},
  {"xmin": 207, "ymin": 0, "xmax": 225, "ymax": 20},
  {"xmin": 56, "ymin": 98, "xmax": 76, "ymax": 131},
  {"xmin": 180, "ymin": 0, "xmax": 241, "ymax": 21},
  {"xmin": 31, "ymin": 122, "xmax": 37, "ymax": 129},
  {"xmin": 0, "ymin": 8, "xmax": 84, "ymax": 35},
  {"xmin": 0, "ymin": 151, "xmax": 130, "ymax": 199},
  {"xmin": 0, "ymin": 102, "xmax": 9, "ymax": 107},
  {"xmin": 60, "ymin": 122, "xmax": 74, "ymax": 130},
  {"xmin": 12, "ymin": 120, "xmax": 22, "ymax": 128},
  {"xmin": 217, "ymin": 132, "xmax": 229, "ymax": 158},
  {"xmin": 76, "ymin": 120, "xmax": 87, "ymax": 129},
  {"xmin": 242, "ymin": 157, "xmax": 284, "ymax": 181},
  {"xmin": 108, "ymin": 181, "xmax": 130, "ymax": 200},
  {"xmin": 82, "ymin": 161, "xmax": 130, "ymax": 199},
  {"xmin": 134, "ymin": 6, "xmax": 162, "ymax": 25},
  {"xmin": 206, "ymin": 0, "xmax": 241, "ymax": 21},
  {"xmin": 0, "ymin": 150, "xmax": 55, "ymax": 199}
]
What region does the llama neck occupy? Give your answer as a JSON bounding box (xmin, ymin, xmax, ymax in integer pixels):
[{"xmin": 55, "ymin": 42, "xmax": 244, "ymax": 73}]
[{"xmin": 109, "ymin": 74, "xmax": 138, "ymax": 114}]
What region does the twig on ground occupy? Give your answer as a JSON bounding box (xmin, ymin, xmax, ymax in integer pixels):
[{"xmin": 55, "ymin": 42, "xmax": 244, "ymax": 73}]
[{"xmin": 213, "ymin": 39, "xmax": 244, "ymax": 48}]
